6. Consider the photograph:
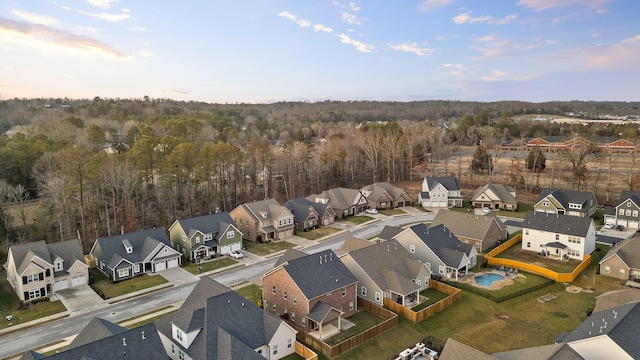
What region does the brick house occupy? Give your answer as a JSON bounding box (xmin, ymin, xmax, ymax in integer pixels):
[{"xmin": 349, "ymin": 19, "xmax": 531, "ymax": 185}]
[{"xmin": 231, "ymin": 199, "xmax": 294, "ymax": 243}]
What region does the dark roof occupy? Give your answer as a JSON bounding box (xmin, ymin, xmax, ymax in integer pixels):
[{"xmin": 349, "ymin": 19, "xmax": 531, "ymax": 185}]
[
  {"xmin": 563, "ymin": 302, "xmax": 640, "ymax": 358},
  {"xmin": 281, "ymin": 249, "xmax": 357, "ymax": 300},
  {"xmin": 283, "ymin": 197, "xmax": 318, "ymax": 222},
  {"xmin": 18, "ymin": 351, "xmax": 46, "ymax": 360},
  {"xmin": 432, "ymin": 211, "xmax": 506, "ymax": 241},
  {"xmin": 8, "ymin": 240, "xmax": 51, "ymax": 275},
  {"xmin": 273, "ymin": 248, "xmax": 307, "ymax": 268},
  {"xmin": 618, "ymin": 191, "xmax": 640, "ymax": 206},
  {"xmin": 600, "ymin": 236, "xmax": 640, "ymax": 269},
  {"xmin": 47, "ymin": 239, "xmax": 86, "ymax": 275},
  {"xmin": 92, "ymin": 228, "xmax": 171, "ymax": 268},
  {"xmin": 406, "ymin": 223, "xmax": 474, "ymax": 268},
  {"xmin": 472, "ymin": 183, "xmax": 517, "ymax": 204},
  {"xmin": 378, "ymin": 225, "xmax": 404, "ymax": 241},
  {"xmin": 523, "ymin": 211, "xmax": 593, "ymax": 237},
  {"xmin": 307, "ymin": 301, "xmax": 338, "ymax": 323},
  {"xmin": 544, "ymin": 242, "xmax": 568, "ymax": 249},
  {"xmin": 68, "ymin": 318, "xmax": 127, "ymax": 349},
  {"xmin": 536, "ymin": 189, "xmax": 595, "ymax": 210},
  {"xmin": 425, "ymin": 177, "xmax": 460, "ymax": 191},
  {"xmin": 172, "ymin": 212, "xmax": 237, "ymax": 241}
]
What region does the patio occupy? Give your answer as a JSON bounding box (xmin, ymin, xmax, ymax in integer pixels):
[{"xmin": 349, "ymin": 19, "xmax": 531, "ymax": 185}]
[{"xmin": 308, "ymin": 318, "xmax": 355, "ymax": 340}]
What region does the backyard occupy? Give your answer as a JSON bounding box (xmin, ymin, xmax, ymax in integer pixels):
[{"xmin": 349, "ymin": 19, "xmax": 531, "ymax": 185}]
[
  {"xmin": 495, "ymin": 243, "xmax": 584, "ymax": 273},
  {"xmin": 0, "ymin": 277, "xmax": 66, "ymax": 331},
  {"xmin": 324, "ymin": 310, "xmax": 386, "ymax": 346}
]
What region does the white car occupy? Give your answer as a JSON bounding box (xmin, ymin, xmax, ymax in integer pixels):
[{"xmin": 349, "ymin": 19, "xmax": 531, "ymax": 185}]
[
  {"xmin": 603, "ymin": 223, "xmax": 614, "ymax": 229},
  {"xmin": 482, "ymin": 207, "xmax": 490, "ymax": 213},
  {"xmin": 228, "ymin": 250, "xmax": 243, "ymax": 259},
  {"xmin": 365, "ymin": 208, "xmax": 378, "ymax": 214}
]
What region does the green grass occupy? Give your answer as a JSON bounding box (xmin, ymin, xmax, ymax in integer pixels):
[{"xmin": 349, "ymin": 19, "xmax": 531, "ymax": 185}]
[
  {"xmin": 183, "ymin": 257, "xmax": 238, "ymax": 274},
  {"xmin": 243, "ymin": 240, "xmax": 295, "ymax": 256},
  {"xmin": 295, "ymin": 226, "xmax": 341, "ymax": 240},
  {"xmin": 280, "ymin": 353, "xmax": 306, "ymax": 360},
  {"xmin": 337, "ymin": 215, "xmax": 374, "ymax": 224},
  {"xmin": 123, "ymin": 312, "xmax": 175, "ymax": 329},
  {"xmin": 89, "ymin": 268, "xmax": 169, "ymax": 299},
  {"xmin": 0, "ymin": 277, "xmax": 67, "ymax": 331},
  {"xmin": 235, "ymin": 283, "xmax": 262, "ymax": 304},
  {"xmin": 495, "ymin": 202, "xmax": 534, "ymax": 218},
  {"xmin": 411, "ymin": 288, "xmax": 450, "ymax": 311},
  {"xmin": 412, "ymin": 205, "xmax": 430, "ymax": 212},
  {"xmin": 324, "ymin": 310, "xmax": 385, "ymax": 346}
]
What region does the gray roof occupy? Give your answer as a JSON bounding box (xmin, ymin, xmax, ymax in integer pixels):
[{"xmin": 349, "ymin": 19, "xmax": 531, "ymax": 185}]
[
  {"xmin": 307, "ymin": 187, "xmax": 363, "ymax": 210},
  {"xmin": 536, "ymin": 189, "xmax": 595, "ymax": 210},
  {"xmin": 425, "ymin": 177, "xmax": 460, "ymax": 191},
  {"xmin": 18, "ymin": 351, "xmax": 46, "ymax": 360},
  {"xmin": 283, "ymin": 197, "xmax": 318, "ymax": 222},
  {"xmin": 344, "ymin": 239, "xmax": 427, "ymax": 296},
  {"xmin": 280, "ymin": 249, "xmax": 358, "ymax": 300},
  {"xmin": 239, "ymin": 198, "xmax": 289, "ymax": 223},
  {"xmin": 440, "ymin": 338, "xmax": 496, "ymax": 360},
  {"xmin": 307, "ymin": 301, "xmax": 338, "ymax": 323},
  {"xmin": 8, "ymin": 240, "xmax": 51, "ymax": 275},
  {"xmin": 273, "ymin": 248, "xmax": 307, "ymax": 268},
  {"xmin": 563, "ymin": 301, "xmax": 640, "ymax": 358},
  {"xmin": 47, "ymin": 239, "xmax": 86, "ymax": 276},
  {"xmin": 432, "ymin": 211, "xmax": 506, "ymax": 241},
  {"xmin": 68, "ymin": 318, "xmax": 127, "ymax": 349},
  {"xmin": 155, "ymin": 277, "xmax": 286, "ymax": 360},
  {"xmin": 337, "ymin": 236, "xmax": 374, "ymax": 255},
  {"xmin": 7, "ymin": 239, "xmax": 85, "ymax": 277},
  {"xmin": 600, "ymin": 236, "xmax": 640, "ymax": 270},
  {"xmin": 406, "ymin": 223, "xmax": 474, "ymax": 268},
  {"xmin": 472, "ymin": 183, "xmax": 517, "ymax": 204},
  {"xmin": 92, "ymin": 228, "xmax": 171, "ymax": 269},
  {"xmin": 361, "ymin": 182, "xmax": 408, "ymax": 201},
  {"xmin": 593, "ymin": 289, "xmax": 640, "ymax": 313},
  {"xmin": 172, "ymin": 212, "xmax": 237, "ymax": 245},
  {"xmin": 618, "ymin": 191, "xmax": 640, "ymax": 206},
  {"xmin": 378, "ymin": 225, "xmax": 404, "ymax": 241},
  {"xmin": 493, "ymin": 343, "xmax": 583, "ymax": 360},
  {"xmin": 523, "ymin": 211, "xmax": 593, "ymax": 237}
]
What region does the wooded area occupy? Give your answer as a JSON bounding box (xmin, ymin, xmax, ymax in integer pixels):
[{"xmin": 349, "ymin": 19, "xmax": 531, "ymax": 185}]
[{"xmin": 0, "ymin": 97, "xmax": 639, "ymax": 252}]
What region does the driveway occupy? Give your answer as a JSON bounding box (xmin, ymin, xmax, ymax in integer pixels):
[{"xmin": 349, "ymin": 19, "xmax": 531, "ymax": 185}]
[
  {"xmin": 52, "ymin": 285, "xmax": 104, "ymax": 313},
  {"xmin": 159, "ymin": 267, "xmax": 199, "ymax": 286}
]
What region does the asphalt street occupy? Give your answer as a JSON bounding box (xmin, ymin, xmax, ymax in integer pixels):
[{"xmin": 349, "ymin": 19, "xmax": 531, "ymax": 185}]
[{"xmin": 0, "ymin": 213, "xmax": 434, "ymax": 359}]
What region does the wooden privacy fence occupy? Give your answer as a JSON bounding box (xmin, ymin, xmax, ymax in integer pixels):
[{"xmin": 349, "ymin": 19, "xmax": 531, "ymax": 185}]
[
  {"xmin": 296, "ymin": 298, "xmax": 398, "ymax": 359},
  {"xmin": 295, "ymin": 341, "xmax": 318, "ymax": 360},
  {"xmin": 383, "ymin": 280, "xmax": 462, "ymax": 323},
  {"xmin": 486, "ymin": 234, "xmax": 592, "ymax": 282}
]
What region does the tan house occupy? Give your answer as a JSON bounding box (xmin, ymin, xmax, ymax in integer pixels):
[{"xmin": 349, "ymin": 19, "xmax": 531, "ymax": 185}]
[
  {"xmin": 231, "ymin": 198, "xmax": 294, "ymax": 242},
  {"xmin": 306, "ymin": 187, "xmax": 369, "ymax": 219},
  {"xmin": 471, "ymin": 183, "xmax": 517, "ymax": 211},
  {"xmin": 3, "ymin": 239, "xmax": 88, "ymax": 302},
  {"xmin": 360, "ymin": 182, "xmax": 413, "ymax": 209},
  {"xmin": 599, "ymin": 236, "xmax": 640, "ymax": 283},
  {"xmin": 431, "ymin": 211, "xmax": 508, "ymax": 252}
]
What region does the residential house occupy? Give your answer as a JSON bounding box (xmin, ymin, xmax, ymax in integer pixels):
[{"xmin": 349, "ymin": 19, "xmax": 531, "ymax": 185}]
[
  {"xmin": 262, "ymin": 249, "xmax": 358, "ymax": 340},
  {"xmin": 360, "ymin": 182, "xmax": 412, "ymax": 209},
  {"xmin": 338, "ymin": 237, "xmax": 431, "ymax": 307},
  {"xmin": 306, "ymin": 187, "xmax": 369, "ymax": 219},
  {"xmin": 418, "ymin": 177, "xmax": 463, "ymax": 208},
  {"xmin": 521, "ymin": 211, "xmax": 596, "ymax": 260},
  {"xmin": 525, "ymin": 135, "xmax": 636, "ymax": 153},
  {"xmin": 431, "ymin": 211, "xmax": 508, "ymax": 252},
  {"xmin": 230, "ymin": 198, "xmax": 294, "ymax": 242},
  {"xmin": 533, "ymin": 189, "xmax": 597, "ymax": 218},
  {"xmin": 168, "ymin": 212, "xmax": 242, "ymax": 262},
  {"xmin": 393, "ymin": 223, "xmax": 477, "ymax": 281},
  {"xmin": 90, "ymin": 228, "xmax": 181, "ymax": 282},
  {"xmin": 440, "ymin": 338, "xmax": 497, "ymax": 360},
  {"xmin": 471, "ymin": 183, "xmax": 518, "ymax": 211},
  {"xmin": 156, "ymin": 277, "xmax": 298, "ymax": 360},
  {"xmin": 604, "ymin": 191, "xmax": 640, "ymax": 230},
  {"xmin": 3, "ymin": 239, "xmax": 88, "ymax": 302},
  {"xmin": 20, "ymin": 319, "xmax": 165, "ymax": 360},
  {"xmin": 283, "ymin": 197, "xmax": 335, "ymax": 232},
  {"xmin": 599, "ymin": 236, "xmax": 640, "ymax": 282}
]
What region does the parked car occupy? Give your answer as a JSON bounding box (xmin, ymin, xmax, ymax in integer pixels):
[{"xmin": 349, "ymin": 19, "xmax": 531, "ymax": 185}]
[
  {"xmin": 616, "ymin": 225, "xmax": 625, "ymax": 231},
  {"xmin": 365, "ymin": 208, "xmax": 378, "ymax": 214},
  {"xmin": 229, "ymin": 250, "xmax": 243, "ymax": 259},
  {"xmin": 604, "ymin": 223, "xmax": 614, "ymax": 229},
  {"xmin": 482, "ymin": 207, "xmax": 490, "ymax": 213}
]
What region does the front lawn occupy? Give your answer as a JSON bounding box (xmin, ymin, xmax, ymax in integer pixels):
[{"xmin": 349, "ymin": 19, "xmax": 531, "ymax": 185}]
[
  {"xmin": 183, "ymin": 257, "xmax": 237, "ymax": 274},
  {"xmin": 0, "ymin": 277, "xmax": 67, "ymax": 331},
  {"xmin": 324, "ymin": 310, "xmax": 385, "ymax": 346},
  {"xmin": 337, "ymin": 215, "xmax": 374, "ymax": 224},
  {"xmin": 234, "ymin": 283, "xmax": 262, "ymax": 305},
  {"xmin": 295, "ymin": 226, "xmax": 341, "ymax": 240},
  {"xmin": 89, "ymin": 268, "xmax": 169, "ymax": 299},
  {"xmin": 243, "ymin": 240, "xmax": 294, "ymax": 256}
]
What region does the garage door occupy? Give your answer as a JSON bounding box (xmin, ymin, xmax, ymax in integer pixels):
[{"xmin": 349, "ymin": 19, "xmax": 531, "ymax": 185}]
[
  {"xmin": 231, "ymin": 242, "xmax": 241, "ymax": 251},
  {"xmin": 167, "ymin": 258, "xmax": 179, "ymax": 269},
  {"xmin": 71, "ymin": 275, "xmax": 86, "ymax": 286},
  {"xmin": 54, "ymin": 279, "xmax": 69, "ymax": 291},
  {"xmin": 220, "ymin": 244, "xmax": 231, "ymax": 255},
  {"xmin": 154, "ymin": 261, "xmax": 166, "ymax": 272},
  {"xmin": 439, "ymin": 201, "xmax": 447, "ymax": 207},
  {"xmin": 629, "ymin": 220, "xmax": 639, "ymax": 230}
]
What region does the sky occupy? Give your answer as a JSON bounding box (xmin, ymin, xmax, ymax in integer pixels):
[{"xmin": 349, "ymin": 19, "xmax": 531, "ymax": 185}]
[{"xmin": 0, "ymin": 0, "xmax": 638, "ymax": 103}]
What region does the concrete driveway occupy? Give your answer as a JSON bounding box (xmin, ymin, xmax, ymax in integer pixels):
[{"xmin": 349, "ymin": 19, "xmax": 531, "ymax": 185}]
[
  {"xmin": 52, "ymin": 285, "xmax": 104, "ymax": 313},
  {"xmin": 159, "ymin": 267, "xmax": 199, "ymax": 286}
]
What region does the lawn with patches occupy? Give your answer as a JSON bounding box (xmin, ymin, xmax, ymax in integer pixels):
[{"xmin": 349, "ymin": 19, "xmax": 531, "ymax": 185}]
[
  {"xmin": 381, "ymin": 208, "xmax": 406, "ymax": 216},
  {"xmin": 495, "ymin": 244, "xmax": 582, "ymax": 273},
  {"xmin": 243, "ymin": 240, "xmax": 294, "ymax": 256},
  {"xmin": 412, "ymin": 205, "xmax": 430, "ymax": 213},
  {"xmin": 235, "ymin": 283, "xmax": 262, "ymax": 304},
  {"xmin": 337, "ymin": 215, "xmax": 374, "ymax": 224},
  {"xmin": 324, "ymin": 310, "xmax": 385, "ymax": 346},
  {"xmin": 0, "ymin": 277, "xmax": 66, "ymax": 331},
  {"xmin": 295, "ymin": 226, "xmax": 341, "ymax": 240},
  {"xmin": 183, "ymin": 257, "xmax": 237, "ymax": 274},
  {"xmin": 89, "ymin": 269, "xmax": 169, "ymax": 299}
]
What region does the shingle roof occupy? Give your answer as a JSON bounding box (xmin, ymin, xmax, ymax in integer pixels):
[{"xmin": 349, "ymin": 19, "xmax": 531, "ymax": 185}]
[
  {"xmin": 618, "ymin": 191, "xmax": 640, "ymax": 206},
  {"xmin": 523, "ymin": 211, "xmax": 593, "ymax": 237},
  {"xmin": 432, "ymin": 211, "xmax": 506, "ymax": 242},
  {"xmin": 9, "ymin": 240, "xmax": 51, "ymax": 275},
  {"xmin": 240, "ymin": 198, "xmax": 288, "ymax": 223},
  {"xmin": 47, "ymin": 239, "xmax": 86, "ymax": 275},
  {"xmin": 281, "ymin": 249, "xmax": 357, "ymax": 300},
  {"xmin": 425, "ymin": 177, "xmax": 460, "ymax": 191},
  {"xmin": 172, "ymin": 212, "xmax": 237, "ymax": 241},
  {"xmin": 307, "ymin": 187, "xmax": 363, "ymax": 210},
  {"xmin": 68, "ymin": 318, "xmax": 127, "ymax": 349},
  {"xmin": 440, "ymin": 338, "xmax": 496, "ymax": 360},
  {"xmin": 337, "ymin": 236, "xmax": 373, "ymax": 255},
  {"xmin": 492, "ymin": 343, "xmax": 583, "ymax": 360},
  {"xmin": 283, "ymin": 197, "xmax": 318, "ymax": 222},
  {"xmin": 593, "ymin": 289, "xmax": 640, "ymax": 313},
  {"xmin": 93, "ymin": 228, "xmax": 171, "ymax": 268},
  {"xmin": 406, "ymin": 223, "xmax": 473, "ymax": 268},
  {"xmin": 536, "ymin": 189, "xmax": 594, "ymax": 210},
  {"xmin": 378, "ymin": 225, "xmax": 404, "ymax": 241},
  {"xmin": 472, "ymin": 183, "xmax": 517, "ymax": 204},
  {"xmin": 307, "ymin": 301, "xmax": 337, "ymax": 323},
  {"xmin": 600, "ymin": 236, "xmax": 640, "ymax": 269},
  {"xmin": 273, "ymin": 248, "xmax": 307, "ymax": 268}
]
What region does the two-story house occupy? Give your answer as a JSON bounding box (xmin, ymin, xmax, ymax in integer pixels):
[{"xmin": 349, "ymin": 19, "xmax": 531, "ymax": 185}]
[
  {"xmin": 360, "ymin": 182, "xmax": 412, "ymax": 209},
  {"xmin": 521, "ymin": 211, "xmax": 596, "ymax": 260},
  {"xmin": 168, "ymin": 212, "xmax": 242, "ymax": 262},
  {"xmin": 230, "ymin": 199, "xmax": 294, "ymax": 243},
  {"xmin": 599, "ymin": 236, "xmax": 640, "ymax": 282},
  {"xmin": 306, "ymin": 187, "xmax": 369, "ymax": 219},
  {"xmin": 283, "ymin": 197, "xmax": 321, "ymax": 232},
  {"xmin": 156, "ymin": 277, "xmax": 298, "ymax": 360},
  {"xmin": 418, "ymin": 177, "xmax": 463, "ymax": 208},
  {"xmin": 471, "ymin": 183, "xmax": 518, "ymax": 211},
  {"xmin": 393, "ymin": 223, "xmax": 477, "ymax": 281},
  {"xmin": 90, "ymin": 228, "xmax": 181, "ymax": 282},
  {"xmin": 338, "ymin": 237, "xmax": 431, "ymax": 307},
  {"xmin": 605, "ymin": 191, "xmax": 640, "ymax": 230},
  {"xmin": 533, "ymin": 189, "xmax": 597, "ymax": 217},
  {"xmin": 4, "ymin": 239, "xmax": 88, "ymax": 302},
  {"xmin": 262, "ymin": 249, "xmax": 358, "ymax": 340},
  {"xmin": 431, "ymin": 211, "xmax": 508, "ymax": 252}
]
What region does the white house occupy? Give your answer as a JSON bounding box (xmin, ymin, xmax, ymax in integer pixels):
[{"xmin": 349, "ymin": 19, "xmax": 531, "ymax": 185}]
[
  {"xmin": 521, "ymin": 211, "xmax": 596, "ymax": 261},
  {"xmin": 418, "ymin": 177, "xmax": 463, "ymax": 208}
]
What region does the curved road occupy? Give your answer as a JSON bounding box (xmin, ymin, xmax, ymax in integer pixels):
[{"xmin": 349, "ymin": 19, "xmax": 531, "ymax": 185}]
[{"xmin": 0, "ymin": 213, "xmax": 434, "ymax": 359}]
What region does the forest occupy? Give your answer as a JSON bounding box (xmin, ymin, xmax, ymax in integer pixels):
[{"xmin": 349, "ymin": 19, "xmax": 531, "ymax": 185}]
[{"xmin": 0, "ymin": 97, "xmax": 639, "ymax": 252}]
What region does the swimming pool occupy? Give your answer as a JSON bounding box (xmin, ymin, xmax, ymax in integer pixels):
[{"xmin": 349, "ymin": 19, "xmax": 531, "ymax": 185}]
[{"xmin": 475, "ymin": 273, "xmax": 505, "ymax": 287}]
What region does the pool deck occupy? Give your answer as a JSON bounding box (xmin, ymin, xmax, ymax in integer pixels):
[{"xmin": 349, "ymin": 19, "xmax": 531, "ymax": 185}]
[{"xmin": 460, "ymin": 270, "xmax": 524, "ymax": 290}]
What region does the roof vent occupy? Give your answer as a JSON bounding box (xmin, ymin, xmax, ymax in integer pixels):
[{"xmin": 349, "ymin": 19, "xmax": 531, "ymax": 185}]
[
  {"xmin": 242, "ymin": 302, "xmax": 245, "ymax": 307},
  {"xmin": 123, "ymin": 338, "xmax": 127, "ymax": 347},
  {"xmin": 142, "ymin": 331, "xmax": 145, "ymax": 340}
]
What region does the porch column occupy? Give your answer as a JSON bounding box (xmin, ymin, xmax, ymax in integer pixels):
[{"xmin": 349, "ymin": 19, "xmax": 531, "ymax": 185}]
[
  {"xmin": 338, "ymin": 316, "xmax": 342, "ymax": 331},
  {"xmin": 319, "ymin": 323, "xmax": 323, "ymax": 340}
]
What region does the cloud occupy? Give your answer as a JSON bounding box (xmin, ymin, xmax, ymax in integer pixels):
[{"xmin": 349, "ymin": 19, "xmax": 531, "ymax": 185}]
[
  {"xmin": 471, "ymin": 35, "xmax": 539, "ymax": 60},
  {"xmin": 79, "ymin": 10, "xmax": 130, "ymax": 22},
  {"xmin": 10, "ymin": 10, "xmax": 57, "ymax": 25},
  {"xmin": 341, "ymin": 12, "xmax": 362, "ymax": 25},
  {"xmin": 388, "ymin": 42, "xmax": 431, "ymax": 56},
  {"xmin": 516, "ymin": 0, "xmax": 611, "ymax": 11},
  {"xmin": 418, "ymin": 0, "xmax": 455, "ymax": 13},
  {"xmin": 336, "ymin": 33, "xmax": 373, "ymax": 53},
  {"xmin": 349, "ymin": 2, "xmax": 361, "ymax": 12},
  {"xmin": 570, "ymin": 34, "xmax": 640, "ymax": 70},
  {"xmin": 278, "ymin": 11, "xmax": 311, "ymax": 28},
  {"xmin": 440, "ymin": 63, "xmax": 466, "ymax": 76},
  {"xmin": 130, "ymin": 26, "xmax": 148, "ymax": 31},
  {"xmin": 314, "ymin": 24, "xmax": 333, "ymax": 32},
  {"xmin": 137, "ymin": 50, "xmax": 153, "ymax": 58},
  {"xmin": 452, "ymin": 12, "xmax": 518, "ymax": 25},
  {"xmin": 481, "ymin": 69, "xmax": 531, "ymax": 82},
  {"xmin": 0, "ymin": 17, "xmax": 126, "ymax": 58},
  {"xmin": 87, "ymin": 0, "xmax": 119, "ymax": 9}
]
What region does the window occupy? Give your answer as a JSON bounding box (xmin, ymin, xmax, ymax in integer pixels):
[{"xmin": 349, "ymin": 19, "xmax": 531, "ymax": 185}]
[
  {"xmin": 349, "ymin": 301, "xmax": 354, "ymax": 311},
  {"xmin": 627, "ymin": 210, "xmax": 632, "ymax": 216},
  {"xmin": 273, "ymin": 345, "xmax": 278, "ymax": 356},
  {"xmin": 118, "ymin": 268, "xmax": 130, "ymax": 278},
  {"xmin": 283, "ymin": 291, "xmax": 287, "ymax": 300},
  {"xmin": 26, "ymin": 274, "xmax": 39, "ymax": 283},
  {"xmin": 181, "ymin": 235, "xmax": 186, "ymax": 241},
  {"xmin": 287, "ymin": 339, "xmax": 293, "ymax": 349},
  {"xmin": 628, "ymin": 202, "xmax": 632, "ymax": 207},
  {"xmin": 542, "ymin": 201, "xmax": 549, "ymax": 206},
  {"xmin": 526, "ymin": 242, "xmax": 531, "ymax": 248},
  {"xmin": 301, "ymin": 318, "xmax": 306, "ymax": 327},
  {"xmin": 569, "ymin": 236, "xmax": 581, "ymax": 244},
  {"xmin": 291, "ymin": 312, "xmax": 295, "ymax": 321},
  {"xmin": 134, "ymin": 264, "xmax": 140, "ymax": 273},
  {"xmin": 272, "ymin": 303, "xmax": 276, "ymax": 311},
  {"xmin": 272, "ymin": 285, "xmax": 276, "ymax": 294},
  {"xmin": 525, "ymin": 229, "xmax": 529, "ymax": 235},
  {"xmin": 416, "ymin": 279, "xmax": 421, "ymax": 286},
  {"xmin": 171, "ymin": 344, "xmax": 175, "ymax": 354},
  {"xmin": 634, "ymin": 210, "xmax": 639, "ymax": 217},
  {"xmin": 567, "ymin": 249, "xmax": 581, "ymax": 257},
  {"xmin": 178, "ymin": 350, "xmax": 184, "ymax": 360},
  {"xmin": 375, "ymin": 292, "xmax": 381, "ymax": 302},
  {"xmin": 439, "ymin": 266, "xmax": 445, "ymax": 275},
  {"xmin": 361, "ymin": 286, "xmax": 367, "ymax": 296},
  {"xmin": 28, "ymin": 289, "xmax": 41, "ymax": 300},
  {"xmin": 426, "ymin": 277, "xmax": 430, "ymax": 285},
  {"xmin": 555, "ymin": 234, "xmax": 560, "ymax": 240},
  {"xmin": 55, "ymin": 261, "xmax": 63, "ymax": 271},
  {"xmin": 620, "ymin": 269, "xmax": 626, "ymax": 276},
  {"xmin": 227, "ymin": 231, "xmax": 234, "ymax": 238},
  {"xmin": 620, "ymin": 208, "xmax": 625, "ymax": 215},
  {"xmin": 342, "ymin": 288, "xmax": 346, "ymax": 297},
  {"xmin": 426, "ymin": 262, "xmax": 431, "ymax": 270},
  {"xmin": 196, "ymin": 236, "xmax": 200, "ymax": 243},
  {"xmin": 603, "ymin": 266, "xmax": 610, "ymax": 274},
  {"xmin": 205, "ymin": 233, "xmax": 212, "ymax": 241},
  {"xmin": 409, "ymin": 244, "xmax": 415, "ymax": 253},
  {"xmin": 175, "ymin": 328, "xmax": 183, "ymax": 341}
]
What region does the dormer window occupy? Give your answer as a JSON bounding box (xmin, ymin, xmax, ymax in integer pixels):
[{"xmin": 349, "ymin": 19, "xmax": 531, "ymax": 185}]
[
  {"xmin": 259, "ymin": 211, "xmax": 268, "ymax": 218},
  {"xmin": 55, "ymin": 259, "xmax": 63, "ymax": 271},
  {"xmin": 122, "ymin": 239, "xmax": 133, "ymax": 254}
]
